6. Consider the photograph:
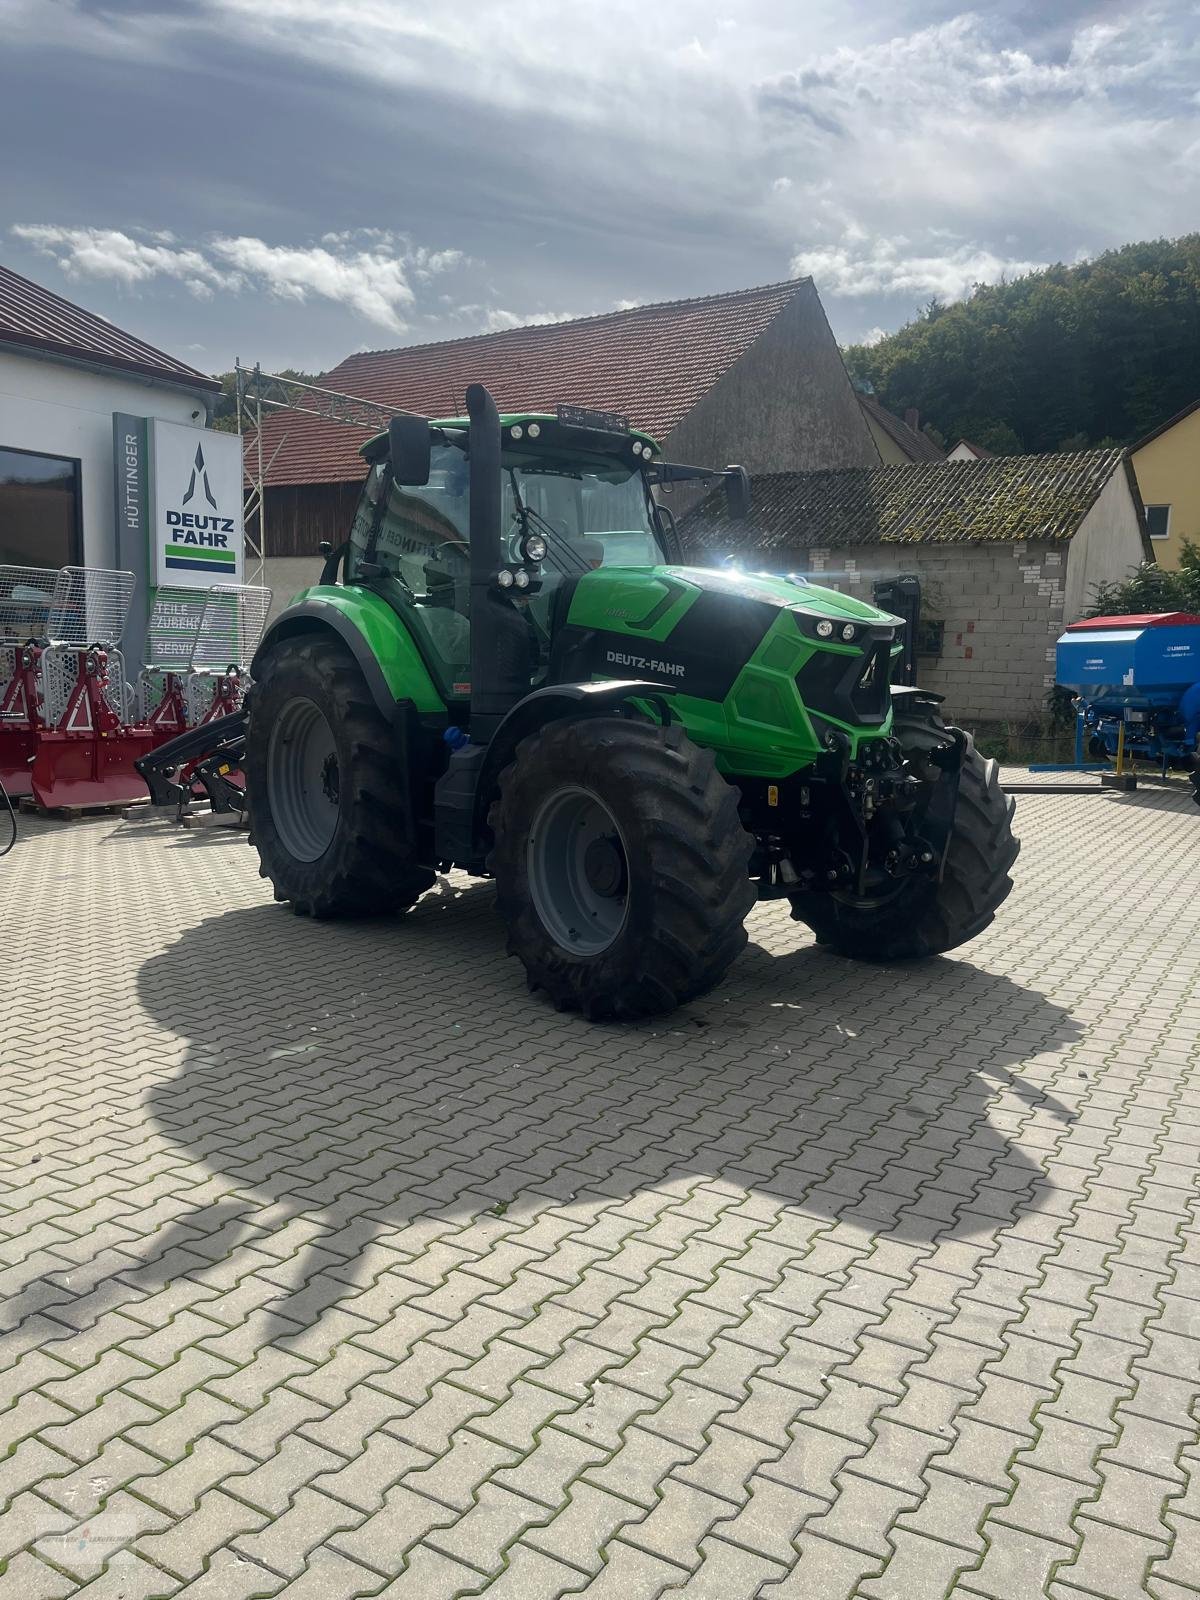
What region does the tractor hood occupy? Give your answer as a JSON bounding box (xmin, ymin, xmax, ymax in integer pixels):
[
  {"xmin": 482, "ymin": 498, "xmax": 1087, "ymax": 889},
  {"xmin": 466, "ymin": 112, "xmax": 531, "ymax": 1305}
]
[{"xmin": 657, "ymin": 566, "xmax": 898, "ymax": 626}]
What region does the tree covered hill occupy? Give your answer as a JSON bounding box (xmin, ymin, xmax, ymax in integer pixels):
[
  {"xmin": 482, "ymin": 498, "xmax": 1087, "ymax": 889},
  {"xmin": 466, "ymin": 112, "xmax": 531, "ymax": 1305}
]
[{"xmin": 843, "ymin": 236, "xmax": 1200, "ymax": 457}]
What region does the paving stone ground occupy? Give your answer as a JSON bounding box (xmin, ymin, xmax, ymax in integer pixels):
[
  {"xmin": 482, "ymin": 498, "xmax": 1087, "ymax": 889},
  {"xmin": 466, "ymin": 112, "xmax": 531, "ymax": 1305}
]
[{"xmin": 1, "ymin": 773, "xmax": 1197, "ymax": 1599}]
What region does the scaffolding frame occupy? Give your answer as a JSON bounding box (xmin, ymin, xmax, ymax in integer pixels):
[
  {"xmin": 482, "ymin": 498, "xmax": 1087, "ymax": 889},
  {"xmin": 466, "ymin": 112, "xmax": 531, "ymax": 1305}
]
[{"xmin": 235, "ymin": 362, "xmax": 404, "ymax": 586}]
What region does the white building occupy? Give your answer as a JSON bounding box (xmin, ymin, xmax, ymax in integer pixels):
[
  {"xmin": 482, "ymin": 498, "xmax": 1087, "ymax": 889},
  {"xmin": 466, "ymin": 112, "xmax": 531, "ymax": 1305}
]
[
  {"xmin": 0, "ymin": 264, "xmax": 219, "ymax": 572},
  {"xmin": 947, "ymin": 439, "xmax": 994, "ymax": 463}
]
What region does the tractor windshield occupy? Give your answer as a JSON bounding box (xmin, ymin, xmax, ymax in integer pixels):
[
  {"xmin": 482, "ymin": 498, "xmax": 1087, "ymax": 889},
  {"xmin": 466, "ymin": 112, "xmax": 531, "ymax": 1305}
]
[
  {"xmin": 348, "ymin": 442, "xmax": 665, "ymax": 696},
  {"xmin": 504, "ymin": 465, "xmax": 662, "ymax": 575}
]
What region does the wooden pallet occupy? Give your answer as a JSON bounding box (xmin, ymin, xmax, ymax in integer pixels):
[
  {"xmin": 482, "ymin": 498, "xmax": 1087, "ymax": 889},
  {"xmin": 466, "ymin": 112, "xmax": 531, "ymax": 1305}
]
[
  {"xmin": 18, "ymin": 795, "xmax": 150, "ymax": 821},
  {"xmin": 178, "ymin": 807, "xmax": 248, "ymax": 831}
]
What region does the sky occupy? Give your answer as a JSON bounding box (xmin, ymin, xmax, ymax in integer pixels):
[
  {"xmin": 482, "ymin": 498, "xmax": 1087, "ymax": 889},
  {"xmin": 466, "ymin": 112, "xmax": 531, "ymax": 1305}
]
[{"xmin": 2, "ymin": 0, "xmax": 1198, "ymax": 377}]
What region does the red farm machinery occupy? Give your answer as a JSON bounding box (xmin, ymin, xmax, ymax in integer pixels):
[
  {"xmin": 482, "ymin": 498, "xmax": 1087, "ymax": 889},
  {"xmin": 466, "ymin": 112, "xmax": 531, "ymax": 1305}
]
[
  {"xmin": 0, "ymin": 565, "xmax": 154, "ymax": 810},
  {"xmin": 134, "ymin": 582, "xmax": 272, "ymax": 818},
  {"xmin": 0, "ymin": 565, "xmax": 270, "ymax": 815}
]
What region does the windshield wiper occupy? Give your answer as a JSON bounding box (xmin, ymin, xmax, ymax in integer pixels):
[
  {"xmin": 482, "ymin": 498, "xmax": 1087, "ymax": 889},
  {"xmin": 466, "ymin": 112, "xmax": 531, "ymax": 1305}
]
[{"xmin": 507, "ymin": 472, "xmax": 592, "ymax": 576}]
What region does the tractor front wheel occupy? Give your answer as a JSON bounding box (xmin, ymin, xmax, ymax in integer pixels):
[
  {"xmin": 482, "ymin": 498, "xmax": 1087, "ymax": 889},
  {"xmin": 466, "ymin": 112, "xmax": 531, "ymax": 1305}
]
[
  {"xmin": 489, "ymin": 717, "xmax": 755, "ymax": 1020},
  {"xmin": 788, "ymin": 702, "xmax": 1019, "ymax": 960},
  {"xmin": 245, "ymin": 635, "xmax": 434, "ymax": 918}
]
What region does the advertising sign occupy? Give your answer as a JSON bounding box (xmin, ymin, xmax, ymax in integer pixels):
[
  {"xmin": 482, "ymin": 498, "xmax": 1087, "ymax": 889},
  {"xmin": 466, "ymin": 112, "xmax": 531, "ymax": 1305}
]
[
  {"xmin": 113, "ymin": 412, "xmax": 152, "ymax": 670},
  {"xmin": 150, "ymin": 420, "xmax": 244, "ymax": 588}
]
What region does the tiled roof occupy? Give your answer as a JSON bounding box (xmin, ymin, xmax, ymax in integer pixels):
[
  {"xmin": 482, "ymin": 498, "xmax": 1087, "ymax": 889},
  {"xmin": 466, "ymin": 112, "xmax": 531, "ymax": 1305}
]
[
  {"xmin": 252, "ymin": 279, "xmax": 812, "ymax": 487},
  {"xmin": 684, "ymin": 449, "xmax": 1128, "ymax": 553},
  {"xmin": 0, "ymin": 263, "xmax": 219, "ymax": 393},
  {"xmin": 858, "ymin": 394, "xmax": 946, "ymax": 463}
]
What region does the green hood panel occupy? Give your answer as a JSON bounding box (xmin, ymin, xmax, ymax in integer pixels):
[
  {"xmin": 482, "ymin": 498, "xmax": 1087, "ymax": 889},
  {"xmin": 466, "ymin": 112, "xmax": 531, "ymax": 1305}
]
[
  {"xmin": 567, "ymin": 564, "xmax": 898, "ymax": 634},
  {"xmin": 560, "ymin": 564, "xmax": 898, "ymax": 778}
]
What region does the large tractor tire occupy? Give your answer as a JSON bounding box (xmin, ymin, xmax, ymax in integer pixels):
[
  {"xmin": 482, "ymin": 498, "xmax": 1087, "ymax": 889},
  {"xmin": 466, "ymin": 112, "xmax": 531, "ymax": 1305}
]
[
  {"xmin": 789, "ymin": 701, "xmax": 1019, "ymax": 961},
  {"xmin": 245, "ymin": 635, "xmax": 434, "ymax": 918},
  {"xmin": 489, "ymin": 717, "xmax": 756, "ymax": 1020}
]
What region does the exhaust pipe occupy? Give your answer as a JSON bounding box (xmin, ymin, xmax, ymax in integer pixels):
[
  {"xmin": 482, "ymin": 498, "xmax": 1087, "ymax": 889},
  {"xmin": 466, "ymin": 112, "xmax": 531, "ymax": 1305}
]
[{"xmin": 465, "ymin": 381, "xmax": 528, "ymax": 743}]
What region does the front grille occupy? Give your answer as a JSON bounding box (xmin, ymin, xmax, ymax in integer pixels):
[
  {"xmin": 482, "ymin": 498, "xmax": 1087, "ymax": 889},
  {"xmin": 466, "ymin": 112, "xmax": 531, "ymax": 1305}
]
[
  {"xmin": 796, "ymin": 631, "xmax": 894, "ymax": 728},
  {"xmin": 851, "ymin": 641, "xmax": 892, "ymax": 720}
]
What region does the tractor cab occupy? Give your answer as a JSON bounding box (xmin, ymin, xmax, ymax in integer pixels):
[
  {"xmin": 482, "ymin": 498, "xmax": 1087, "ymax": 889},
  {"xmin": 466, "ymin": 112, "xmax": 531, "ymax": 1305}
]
[{"xmin": 343, "ymin": 406, "xmax": 714, "ymax": 708}]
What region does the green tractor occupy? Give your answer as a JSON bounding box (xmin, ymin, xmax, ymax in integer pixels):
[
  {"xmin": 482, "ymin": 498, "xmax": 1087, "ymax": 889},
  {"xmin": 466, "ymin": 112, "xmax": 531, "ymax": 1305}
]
[{"xmin": 246, "ymin": 384, "xmax": 1018, "ymax": 1018}]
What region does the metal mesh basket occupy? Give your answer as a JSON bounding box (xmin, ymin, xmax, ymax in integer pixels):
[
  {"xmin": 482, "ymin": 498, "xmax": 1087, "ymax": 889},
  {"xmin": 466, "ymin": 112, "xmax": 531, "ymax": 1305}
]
[
  {"xmin": 145, "ymin": 587, "xmax": 210, "ymax": 670},
  {"xmin": 0, "ymin": 564, "xmax": 60, "ymax": 643},
  {"xmin": 191, "ymin": 584, "xmax": 273, "ymax": 672},
  {"xmin": 45, "ymin": 567, "xmax": 137, "ymax": 648},
  {"xmin": 41, "ymin": 645, "xmax": 131, "ymax": 726}
]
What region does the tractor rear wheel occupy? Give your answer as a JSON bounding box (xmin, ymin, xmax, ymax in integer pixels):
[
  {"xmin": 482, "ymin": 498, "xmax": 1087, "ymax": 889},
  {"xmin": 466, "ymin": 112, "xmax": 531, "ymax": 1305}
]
[
  {"xmin": 490, "ymin": 717, "xmax": 755, "ymax": 1020},
  {"xmin": 788, "ymin": 701, "xmax": 1019, "ymax": 960},
  {"xmin": 245, "ymin": 634, "xmax": 434, "ymax": 918}
]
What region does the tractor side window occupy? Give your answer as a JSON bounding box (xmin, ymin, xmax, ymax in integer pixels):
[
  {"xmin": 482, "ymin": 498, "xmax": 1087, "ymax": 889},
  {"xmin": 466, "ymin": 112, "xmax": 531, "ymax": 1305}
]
[{"xmin": 352, "ymin": 446, "xmax": 473, "ymax": 688}]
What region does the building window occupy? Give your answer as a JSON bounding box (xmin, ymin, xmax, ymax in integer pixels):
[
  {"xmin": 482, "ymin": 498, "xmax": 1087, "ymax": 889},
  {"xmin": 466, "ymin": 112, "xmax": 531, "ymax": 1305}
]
[
  {"xmin": 0, "ymin": 447, "xmax": 82, "ymax": 568},
  {"xmin": 1145, "ymin": 504, "xmax": 1171, "ymax": 540},
  {"xmin": 916, "ymin": 619, "xmax": 945, "ymax": 658}
]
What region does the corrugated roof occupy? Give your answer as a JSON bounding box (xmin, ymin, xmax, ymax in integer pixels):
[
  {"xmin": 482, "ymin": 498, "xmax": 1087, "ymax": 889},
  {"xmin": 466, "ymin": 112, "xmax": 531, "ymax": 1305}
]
[
  {"xmin": 684, "ymin": 449, "xmax": 1128, "ymax": 552},
  {"xmin": 0, "ymin": 263, "xmax": 219, "ymax": 393},
  {"xmin": 252, "ymin": 279, "xmax": 813, "ymax": 487},
  {"xmin": 858, "ymin": 394, "xmax": 946, "ymax": 463}
]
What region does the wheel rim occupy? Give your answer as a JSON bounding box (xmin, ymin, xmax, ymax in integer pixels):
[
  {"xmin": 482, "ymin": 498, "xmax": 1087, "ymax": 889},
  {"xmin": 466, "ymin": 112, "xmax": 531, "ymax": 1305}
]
[
  {"xmin": 527, "ymin": 786, "xmax": 630, "ymax": 956},
  {"xmin": 267, "ymin": 696, "xmax": 340, "ymax": 862}
]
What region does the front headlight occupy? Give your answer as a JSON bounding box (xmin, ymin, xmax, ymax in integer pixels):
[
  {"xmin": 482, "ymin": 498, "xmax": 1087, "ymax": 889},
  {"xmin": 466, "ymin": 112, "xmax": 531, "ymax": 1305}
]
[{"xmin": 522, "ymin": 534, "xmax": 547, "ymax": 563}]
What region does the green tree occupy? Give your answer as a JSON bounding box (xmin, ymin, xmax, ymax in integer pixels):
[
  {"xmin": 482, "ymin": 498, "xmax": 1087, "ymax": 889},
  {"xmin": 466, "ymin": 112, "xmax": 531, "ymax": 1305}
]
[
  {"xmin": 1086, "ymin": 540, "xmax": 1200, "ymax": 616},
  {"xmin": 845, "ymin": 235, "xmax": 1200, "ymax": 455}
]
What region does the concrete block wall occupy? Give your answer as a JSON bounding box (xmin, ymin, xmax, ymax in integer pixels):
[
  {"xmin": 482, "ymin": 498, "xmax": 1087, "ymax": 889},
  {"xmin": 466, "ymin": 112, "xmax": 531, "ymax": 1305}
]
[{"xmin": 779, "ymin": 540, "xmax": 1069, "ymax": 727}]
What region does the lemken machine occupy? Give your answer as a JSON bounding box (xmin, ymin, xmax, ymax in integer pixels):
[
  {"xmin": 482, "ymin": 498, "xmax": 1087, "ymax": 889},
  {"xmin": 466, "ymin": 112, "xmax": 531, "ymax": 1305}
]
[{"xmin": 1055, "ymin": 610, "xmax": 1200, "ymax": 804}]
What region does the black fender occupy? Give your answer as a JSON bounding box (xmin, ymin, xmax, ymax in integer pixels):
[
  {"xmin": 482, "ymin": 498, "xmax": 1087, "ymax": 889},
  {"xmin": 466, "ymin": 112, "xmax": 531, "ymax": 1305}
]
[
  {"xmin": 251, "ymin": 601, "xmax": 400, "ymax": 729},
  {"xmin": 470, "ymin": 679, "xmax": 679, "ymax": 857}
]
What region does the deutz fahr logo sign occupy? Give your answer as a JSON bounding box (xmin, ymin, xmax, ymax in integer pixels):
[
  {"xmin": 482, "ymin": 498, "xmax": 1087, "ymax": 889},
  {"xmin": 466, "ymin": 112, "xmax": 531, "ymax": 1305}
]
[
  {"xmin": 151, "ymin": 420, "xmax": 243, "ymax": 589},
  {"xmin": 164, "ymin": 442, "xmax": 237, "ymax": 575}
]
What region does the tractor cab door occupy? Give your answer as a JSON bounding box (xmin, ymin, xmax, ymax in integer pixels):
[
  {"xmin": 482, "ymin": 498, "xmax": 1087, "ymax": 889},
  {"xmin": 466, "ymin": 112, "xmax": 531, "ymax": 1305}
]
[{"xmin": 347, "ymin": 450, "xmax": 477, "ymax": 701}]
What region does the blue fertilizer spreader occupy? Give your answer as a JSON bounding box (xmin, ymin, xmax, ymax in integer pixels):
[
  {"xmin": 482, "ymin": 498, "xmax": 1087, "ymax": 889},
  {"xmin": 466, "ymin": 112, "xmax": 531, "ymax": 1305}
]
[{"xmin": 1056, "ymin": 612, "xmax": 1200, "ymax": 799}]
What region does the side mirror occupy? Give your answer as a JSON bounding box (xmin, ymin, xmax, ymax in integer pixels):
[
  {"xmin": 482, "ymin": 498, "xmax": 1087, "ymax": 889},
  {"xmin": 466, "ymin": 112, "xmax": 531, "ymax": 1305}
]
[
  {"xmin": 723, "ymin": 465, "xmax": 750, "ymax": 520},
  {"xmin": 389, "ymin": 414, "xmax": 431, "ymax": 485}
]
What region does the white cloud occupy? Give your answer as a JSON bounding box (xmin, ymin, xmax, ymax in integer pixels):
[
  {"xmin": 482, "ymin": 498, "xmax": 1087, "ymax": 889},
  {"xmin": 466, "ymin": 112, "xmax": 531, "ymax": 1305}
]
[
  {"xmin": 478, "ymin": 308, "xmax": 580, "ymax": 332},
  {"xmin": 12, "ymin": 223, "xmax": 467, "ymax": 333},
  {"xmin": 791, "ymin": 235, "xmax": 1046, "ymax": 301},
  {"xmin": 6, "ymin": 1, "xmax": 1200, "ymax": 350},
  {"xmin": 209, "ymin": 237, "xmax": 415, "ymax": 330},
  {"xmin": 11, "ymin": 224, "xmax": 236, "ymax": 296},
  {"xmin": 767, "ymin": 9, "xmax": 1199, "ymax": 316}
]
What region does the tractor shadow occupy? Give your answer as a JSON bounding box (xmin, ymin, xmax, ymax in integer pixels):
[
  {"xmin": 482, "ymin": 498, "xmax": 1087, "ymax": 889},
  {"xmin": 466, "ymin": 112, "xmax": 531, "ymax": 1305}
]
[{"xmin": 14, "ymin": 886, "xmax": 1083, "ymax": 1346}]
